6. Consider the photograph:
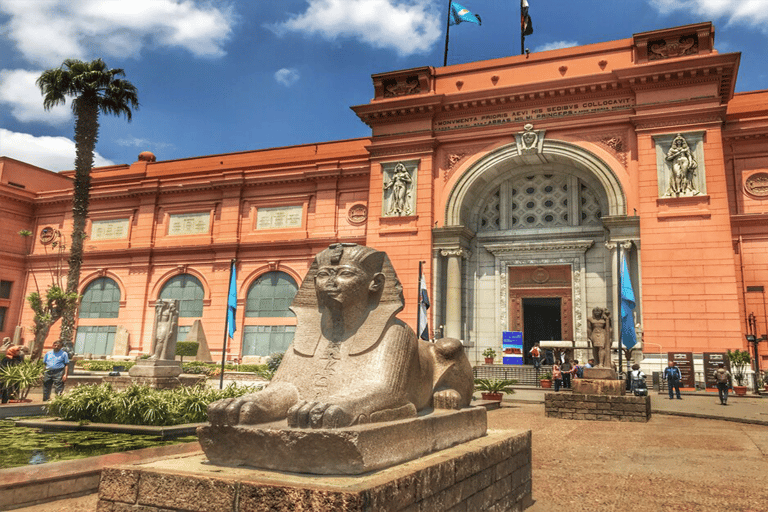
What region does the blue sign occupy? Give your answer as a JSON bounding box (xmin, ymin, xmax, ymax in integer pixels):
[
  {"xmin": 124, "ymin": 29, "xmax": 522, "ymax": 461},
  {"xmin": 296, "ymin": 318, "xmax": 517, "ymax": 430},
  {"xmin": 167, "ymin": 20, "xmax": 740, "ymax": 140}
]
[{"xmin": 502, "ymin": 331, "xmax": 523, "ymax": 365}]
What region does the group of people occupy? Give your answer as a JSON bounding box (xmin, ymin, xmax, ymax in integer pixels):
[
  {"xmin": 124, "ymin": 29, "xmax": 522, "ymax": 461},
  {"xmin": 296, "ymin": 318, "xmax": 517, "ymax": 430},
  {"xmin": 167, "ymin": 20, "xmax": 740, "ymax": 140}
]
[{"xmin": 0, "ymin": 338, "xmax": 69, "ymax": 402}]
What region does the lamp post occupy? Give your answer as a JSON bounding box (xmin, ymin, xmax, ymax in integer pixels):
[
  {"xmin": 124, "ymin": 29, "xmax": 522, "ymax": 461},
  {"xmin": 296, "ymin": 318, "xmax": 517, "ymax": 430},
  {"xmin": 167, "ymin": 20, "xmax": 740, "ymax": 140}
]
[{"xmin": 746, "ymin": 313, "xmax": 767, "ymax": 394}]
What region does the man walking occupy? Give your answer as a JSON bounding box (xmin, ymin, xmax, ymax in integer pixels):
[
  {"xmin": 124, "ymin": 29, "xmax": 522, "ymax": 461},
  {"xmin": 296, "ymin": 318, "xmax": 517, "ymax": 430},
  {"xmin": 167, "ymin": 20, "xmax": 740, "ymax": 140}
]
[
  {"xmin": 529, "ymin": 343, "xmax": 542, "ymax": 371},
  {"xmin": 663, "ymin": 360, "xmax": 682, "ymax": 400},
  {"xmin": 42, "ymin": 340, "xmax": 69, "ymax": 401},
  {"xmin": 713, "ymin": 363, "xmax": 732, "ymax": 405}
]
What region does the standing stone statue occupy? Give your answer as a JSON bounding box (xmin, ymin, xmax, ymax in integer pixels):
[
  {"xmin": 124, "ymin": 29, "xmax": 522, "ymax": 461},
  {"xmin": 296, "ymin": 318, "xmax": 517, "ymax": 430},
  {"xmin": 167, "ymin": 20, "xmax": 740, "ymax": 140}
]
[
  {"xmin": 208, "ymin": 243, "xmax": 473, "ymax": 429},
  {"xmin": 150, "ymin": 299, "xmax": 179, "ymax": 360},
  {"xmin": 664, "ymin": 133, "xmax": 699, "ymax": 197},
  {"xmin": 587, "ymin": 307, "xmax": 612, "ymax": 368},
  {"xmin": 383, "ymin": 162, "xmax": 413, "ymax": 216}
]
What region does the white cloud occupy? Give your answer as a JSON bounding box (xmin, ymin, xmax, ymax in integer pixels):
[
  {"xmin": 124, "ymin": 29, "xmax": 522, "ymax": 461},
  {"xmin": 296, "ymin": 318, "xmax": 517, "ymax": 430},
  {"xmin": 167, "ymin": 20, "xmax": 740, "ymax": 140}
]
[
  {"xmin": 269, "ymin": 0, "xmax": 442, "ymax": 57},
  {"xmin": 0, "ymin": 0, "xmax": 235, "ymax": 66},
  {"xmin": 274, "ymin": 68, "xmax": 300, "ymax": 87},
  {"xmin": 0, "ymin": 69, "xmax": 72, "ymax": 126},
  {"xmin": 648, "ymin": 0, "xmax": 768, "ymax": 28},
  {"xmin": 535, "ymin": 40, "xmax": 579, "ymax": 53},
  {"xmin": 0, "ymin": 129, "xmax": 115, "ymax": 172},
  {"xmin": 116, "ymin": 136, "xmax": 175, "ymax": 152}
]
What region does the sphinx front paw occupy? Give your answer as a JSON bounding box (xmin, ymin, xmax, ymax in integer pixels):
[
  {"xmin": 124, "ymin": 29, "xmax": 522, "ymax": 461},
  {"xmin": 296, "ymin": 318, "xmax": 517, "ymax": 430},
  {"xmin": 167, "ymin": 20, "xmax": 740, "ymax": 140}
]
[
  {"xmin": 433, "ymin": 388, "xmax": 462, "ymax": 410},
  {"xmin": 286, "ymin": 400, "xmax": 354, "ymax": 429}
]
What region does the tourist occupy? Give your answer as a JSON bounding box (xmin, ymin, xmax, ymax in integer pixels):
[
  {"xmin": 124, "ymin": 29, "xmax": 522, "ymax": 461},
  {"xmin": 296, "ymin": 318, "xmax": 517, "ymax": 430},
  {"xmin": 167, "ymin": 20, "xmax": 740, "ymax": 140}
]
[
  {"xmin": 629, "ymin": 363, "xmax": 646, "ymax": 394},
  {"xmin": 572, "ymin": 360, "xmax": 583, "ymax": 379},
  {"xmin": 552, "ymin": 361, "xmax": 563, "ymax": 392},
  {"xmin": 663, "ymin": 360, "xmax": 682, "ymax": 400},
  {"xmin": 1, "ymin": 345, "xmax": 25, "ymax": 403},
  {"xmin": 713, "ymin": 363, "xmax": 732, "ymax": 405},
  {"xmin": 561, "ymin": 359, "xmax": 572, "ymax": 388},
  {"xmin": 585, "ymin": 359, "xmax": 595, "ymax": 368},
  {"xmin": 42, "ymin": 340, "xmax": 69, "ymax": 401},
  {"xmin": 529, "ymin": 343, "xmax": 542, "ymax": 370}
]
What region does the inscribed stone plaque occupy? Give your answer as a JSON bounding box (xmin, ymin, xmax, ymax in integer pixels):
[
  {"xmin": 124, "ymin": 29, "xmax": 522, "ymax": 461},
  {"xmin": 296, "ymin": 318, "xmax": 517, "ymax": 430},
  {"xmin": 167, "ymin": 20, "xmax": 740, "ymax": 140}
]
[
  {"xmin": 668, "ymin": 352, "xmax": 695, "ymax": 388},
  {"xmin": 168, "ymin": 213, "xmax": 210, "ymax": 236},
  {"xmin": 91, "ymin": 219, "xmax": 129, "ymax": 240},
  {"xmin": 703, "ymin": 352, "xmax": 730, "ymax": 390},
  {"xmin": 256, "ymin": 206, "xmax": 303, "ymax": 230}
]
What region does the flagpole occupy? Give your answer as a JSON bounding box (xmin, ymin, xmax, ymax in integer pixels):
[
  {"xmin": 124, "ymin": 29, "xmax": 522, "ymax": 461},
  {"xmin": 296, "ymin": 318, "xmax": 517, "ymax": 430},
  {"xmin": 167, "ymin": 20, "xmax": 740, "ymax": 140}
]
[
  {"xmin": 418, "ymin": 260, "xmax": 423, "ymax": 330},
  {"xmin": 520, "ymin": 0, "xmax": 524, "ymax": 55},
  {"xmin": 220, "ymin": 258, "xmax": 235, "ymax": 390},
  {"xmin": 618, "ymin": 249, "xmax": 623, "ymax": 378},
  {"xmin": 444, "ymin": 0, "xmax": 452, "ymax": 66}
]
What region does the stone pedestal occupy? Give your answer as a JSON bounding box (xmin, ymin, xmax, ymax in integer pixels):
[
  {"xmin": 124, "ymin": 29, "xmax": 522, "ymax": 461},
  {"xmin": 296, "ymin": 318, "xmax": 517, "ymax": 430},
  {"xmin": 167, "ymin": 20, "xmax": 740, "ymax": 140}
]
[
  {"xmin": 545, "ymin": 393, "xmax": 651, "ymax": 422},
  {"xmin": 198, "ymin": 407, "xmax": 487, "ymax": 475},
  {"xmin": 573, "ymin": 378, "xmax": 625, "ymax": 396},
  {"xmin": 103, "ymin": 374, "xmax": 205, "ymax": 391},
  {"xmin": 582, "ymin": 367, "xmax": 618, "ymax": 380},
  {"xmin": 98, "ymin": 429, "xmax": 533, "ymax": 512},
  {"xmin": 129, "ymin": 359, "xmax": 182, "ymax": 378}
]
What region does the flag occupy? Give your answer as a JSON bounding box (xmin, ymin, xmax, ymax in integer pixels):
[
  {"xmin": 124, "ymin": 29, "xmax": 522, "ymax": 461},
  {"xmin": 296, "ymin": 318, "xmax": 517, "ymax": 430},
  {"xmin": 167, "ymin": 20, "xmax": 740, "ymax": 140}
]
[
  {"xmin": 620, "ymin": 255, "xmax": 637, "ymax": 349},
  {"xmin": 521, "ymin": 0, "xmax": 533, "ymax": 36},
  {"xmin": 449, "ymin": 2, "xmax": 481, "ymax": 26},
  {"xmin": 418, "ymin": 264, "xmax": 430, "ymax": 341},
  {"xmin": 226, "ymin": 260, "xmax": 237, "ymax": 339}
]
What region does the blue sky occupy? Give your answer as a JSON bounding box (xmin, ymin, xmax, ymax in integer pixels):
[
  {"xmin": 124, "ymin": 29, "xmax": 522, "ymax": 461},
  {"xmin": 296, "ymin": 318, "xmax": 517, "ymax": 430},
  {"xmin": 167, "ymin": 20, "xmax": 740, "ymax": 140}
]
[{"xmin": 1, "ymin": 0, "xmax": 767, "ymax": 172}]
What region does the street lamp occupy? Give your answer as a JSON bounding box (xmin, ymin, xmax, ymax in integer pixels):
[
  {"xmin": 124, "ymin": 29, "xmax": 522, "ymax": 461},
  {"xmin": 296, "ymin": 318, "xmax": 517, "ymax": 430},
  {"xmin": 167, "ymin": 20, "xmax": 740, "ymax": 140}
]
[{"xmin": 746, "ymin": 312, "xmax": 767, "ymax": 394}]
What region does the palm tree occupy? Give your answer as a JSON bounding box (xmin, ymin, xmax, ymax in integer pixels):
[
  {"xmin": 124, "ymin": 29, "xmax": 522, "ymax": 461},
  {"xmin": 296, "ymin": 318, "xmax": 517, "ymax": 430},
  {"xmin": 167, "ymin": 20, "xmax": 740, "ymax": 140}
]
[{"xmin": 37, "ymin": 58, "xmax": 139, "ymax": 349}]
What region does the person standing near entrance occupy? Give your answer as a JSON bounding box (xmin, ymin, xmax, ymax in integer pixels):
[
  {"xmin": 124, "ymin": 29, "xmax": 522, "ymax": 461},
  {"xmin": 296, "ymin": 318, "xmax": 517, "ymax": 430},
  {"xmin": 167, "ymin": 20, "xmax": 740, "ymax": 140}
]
[
  {"xmin": 42, "ymin": 340, "xmax": 69, "ymax": 401},
  {"xmin": 663, "ymin": 360, "xmax": 682, "ymax": 400},
  {"xmin": 529, "ymin": 343, "xmax": 542, "ymax": 371},
  {"xmin": 561, "ymin": 359, "xmax": 572, "ymax": 388},
  {"xmin": 552, "ymin": 361, "xmax": 563, "ymax": 392},
  {"xmin": 713, "ymin": 363, "xmax": 732, "ymax": 405}
]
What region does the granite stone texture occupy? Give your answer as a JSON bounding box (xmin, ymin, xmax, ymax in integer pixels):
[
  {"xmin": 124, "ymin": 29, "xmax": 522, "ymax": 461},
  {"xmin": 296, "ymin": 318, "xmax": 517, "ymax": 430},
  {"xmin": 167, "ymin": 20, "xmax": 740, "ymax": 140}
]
[
  {"xmin": 97, "ymin": 430, "xmax": 532, "ymax": 512},
  {"xmin": 198, "ymin": 406, "xmax": 487, "ymax": 474},
  {"xmin": 544, "ymin": 392, "xmax": 651, "ymax": 422},
  {"xmin": 572, "ymin": 378, "xmax": 625, "ymax": 395},
  {"xmin": 582, "ymin": 367, "xmax": 618, "ymax": 380}
]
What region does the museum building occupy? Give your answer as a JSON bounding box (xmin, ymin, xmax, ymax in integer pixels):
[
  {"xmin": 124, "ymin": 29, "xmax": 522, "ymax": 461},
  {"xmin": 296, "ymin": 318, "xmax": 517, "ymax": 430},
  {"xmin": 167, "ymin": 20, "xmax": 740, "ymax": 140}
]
[{"xmin": 1, "ymin": 22, "xmax": 767, "ymax": 373}]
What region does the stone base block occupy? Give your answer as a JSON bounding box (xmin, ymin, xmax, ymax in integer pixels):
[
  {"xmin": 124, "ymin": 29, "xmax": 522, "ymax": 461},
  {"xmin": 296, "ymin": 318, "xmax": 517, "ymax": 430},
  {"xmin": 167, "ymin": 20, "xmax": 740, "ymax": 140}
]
[
  {"xmin": 582, "ymin": 367, "xmax": 618, "ymax": 380},
  {"xmin": 103, "ymin": 375, "xmax": 204, "ymax": 391},
  {"xmin": 128, "ymin": 359, "xmax": 182, "ymax": 378},
  {"xmin": 545, "ymin": 393, "xmax": 651, "ymax": 422},
  {"xmin": 573, "ymin": 378, "xmax": 625, "ymax": 395},
  {"xmin": 198, "ymin": 406, "xmax": 487, "ymax": 475},
  {"xmin": 98, "ymin": 430, "xmax": 533, "ymax": 512}
]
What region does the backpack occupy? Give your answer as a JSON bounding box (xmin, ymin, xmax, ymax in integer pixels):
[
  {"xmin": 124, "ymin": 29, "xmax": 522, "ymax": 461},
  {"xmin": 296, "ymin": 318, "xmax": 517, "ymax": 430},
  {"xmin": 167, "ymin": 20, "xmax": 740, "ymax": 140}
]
[
  {"xmin": 576, "ymin": 365, "xmax": 584, "ymax": 378},
  {"xmin": 715, "ymin": 369, "xmax": 729, "ymax": 384}
]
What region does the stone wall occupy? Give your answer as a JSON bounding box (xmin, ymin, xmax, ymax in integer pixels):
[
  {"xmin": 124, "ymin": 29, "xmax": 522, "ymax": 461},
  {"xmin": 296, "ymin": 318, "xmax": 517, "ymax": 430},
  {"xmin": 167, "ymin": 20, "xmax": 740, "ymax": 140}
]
[
  {"xmin": 97, "ymin": 430, "xmax": 533, "ymax": 512},
  {"xmin": 545, "ymin": 393, "xmax": 651, "ymax": 422}
]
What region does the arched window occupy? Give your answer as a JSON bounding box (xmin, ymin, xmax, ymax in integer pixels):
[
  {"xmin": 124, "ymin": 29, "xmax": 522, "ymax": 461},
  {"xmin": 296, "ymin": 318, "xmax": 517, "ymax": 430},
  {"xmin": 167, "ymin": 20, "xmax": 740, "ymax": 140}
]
[
  {"xmin": 242, "ymin": 271, "xmax": 298, "ymax": 356},
  {"xmin": 79, "ymin": 277, "xmax": 120, "ymax": 318},
  {"xmin": 159, "ymin": 274, "xmax": 204, "ymax": 317},
  {"xmin": 245, "ymin": 272, "xmax": 297, "ymax": 318}
]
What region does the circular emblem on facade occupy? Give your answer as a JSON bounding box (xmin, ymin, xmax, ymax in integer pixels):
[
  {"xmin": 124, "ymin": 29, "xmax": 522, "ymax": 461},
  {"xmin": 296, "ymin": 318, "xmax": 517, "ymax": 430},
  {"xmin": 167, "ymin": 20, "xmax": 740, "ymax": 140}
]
[
  {"xmin": 347, "ymin": 204, "xmax": 368, "ymax": 224},
  {"xmin": 39, "ymin": 226, "xmax": 58, "ymax": 245},
  {"xmin": 531, "ymin": 266, "xmax": 550, "ymax": 284},
  {"xmin": 745, "ymin": 171, "xmax": 768, "ymax": 198}
]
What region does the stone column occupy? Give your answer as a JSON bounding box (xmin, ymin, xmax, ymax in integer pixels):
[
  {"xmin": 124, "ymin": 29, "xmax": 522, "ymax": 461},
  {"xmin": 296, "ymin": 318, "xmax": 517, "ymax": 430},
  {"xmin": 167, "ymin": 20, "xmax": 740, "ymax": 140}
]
[{"xmin": 442, "ymin": 248, "xmax": 467, "ymax": 341}]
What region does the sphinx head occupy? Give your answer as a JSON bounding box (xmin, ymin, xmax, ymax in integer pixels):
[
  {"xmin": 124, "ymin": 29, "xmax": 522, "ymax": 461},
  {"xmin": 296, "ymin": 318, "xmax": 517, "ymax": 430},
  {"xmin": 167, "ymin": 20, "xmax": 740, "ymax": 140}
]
[{"xmin": 314, "ymin": 244, "xmax": 385, "ymax": 308}]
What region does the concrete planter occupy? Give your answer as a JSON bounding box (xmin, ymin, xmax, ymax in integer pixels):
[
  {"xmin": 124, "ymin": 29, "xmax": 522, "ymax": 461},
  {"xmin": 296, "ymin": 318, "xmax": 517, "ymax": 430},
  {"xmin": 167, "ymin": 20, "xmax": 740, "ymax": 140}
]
[{"xmin": 481, "ymin": 392, "xmax": 503, "ymax": 401}]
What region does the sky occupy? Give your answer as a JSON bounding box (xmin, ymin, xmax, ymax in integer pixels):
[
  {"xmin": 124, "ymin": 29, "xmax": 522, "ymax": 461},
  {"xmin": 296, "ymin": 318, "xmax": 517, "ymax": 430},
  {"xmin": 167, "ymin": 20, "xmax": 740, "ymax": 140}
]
[{"xmin": 1, "ymin": 0, "xmax": 767, "ymax": 172}]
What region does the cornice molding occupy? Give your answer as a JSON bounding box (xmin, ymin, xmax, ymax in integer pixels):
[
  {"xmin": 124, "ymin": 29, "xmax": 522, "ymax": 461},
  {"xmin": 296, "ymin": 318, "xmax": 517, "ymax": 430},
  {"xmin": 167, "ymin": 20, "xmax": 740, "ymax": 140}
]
[{"xmin": 483, "ymin": 239, "xmax": 595, "ymax": 255}]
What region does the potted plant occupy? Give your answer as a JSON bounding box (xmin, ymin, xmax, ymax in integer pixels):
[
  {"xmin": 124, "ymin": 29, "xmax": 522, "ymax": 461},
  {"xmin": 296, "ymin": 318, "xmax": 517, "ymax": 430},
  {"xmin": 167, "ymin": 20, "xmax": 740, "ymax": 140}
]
[
  {"xmin": 474, "ymin": 378, "xmax": 517, "ymax": 401},
  {"xmin": 482, "ymin": 348, "xmax": 497, "ymax": 365},
  {"xmin": 727, "ymin": 349, "xmax": 751, "ymax": 396},
  {"xmin": 539, "ymin": 371, "xmax": 553, "ymax": 389},
  {"xmin": 761, "ymin": 370, "xmax": 768, "ymax": 392},
  {"xmin": 0, "ymin": 360, "xmax": 45, "ymax": 402}
]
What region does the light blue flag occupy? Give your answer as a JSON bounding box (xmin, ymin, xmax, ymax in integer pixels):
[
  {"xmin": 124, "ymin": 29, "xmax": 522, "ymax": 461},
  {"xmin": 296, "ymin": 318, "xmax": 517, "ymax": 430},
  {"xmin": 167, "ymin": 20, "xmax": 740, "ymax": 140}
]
[
  {"xmin": 620, "ymin": 256, "xmax": 637, "ymax": 349},
  {"xmin": 227, "ymin": 261, "xmax": 237, "ymax": 339},
  {"xmin": 449, "ymin": 2, "xmax": 481, "ymax": 26}
]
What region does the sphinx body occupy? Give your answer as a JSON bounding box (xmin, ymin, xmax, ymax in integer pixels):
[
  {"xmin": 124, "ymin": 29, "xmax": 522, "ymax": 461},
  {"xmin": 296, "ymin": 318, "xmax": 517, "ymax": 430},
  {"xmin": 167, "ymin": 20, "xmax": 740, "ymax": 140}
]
[{"xmin": 208, "ymin": 244, "xmax": 473, "ymax": 429}]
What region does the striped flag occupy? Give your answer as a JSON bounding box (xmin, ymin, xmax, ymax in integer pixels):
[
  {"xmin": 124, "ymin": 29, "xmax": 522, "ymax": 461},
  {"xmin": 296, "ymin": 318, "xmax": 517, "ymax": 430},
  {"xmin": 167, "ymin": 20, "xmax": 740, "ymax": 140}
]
[
  {"xmin": 521, "ymin": 0, "xmax": 533, "ymax": 36},
  {"xmin": 449, "ymin": 2, "xmax": 481, "ymax": 26},
  {"xmin": 418, "ymin": 262, "xmax": 430, "ymax": 341}
]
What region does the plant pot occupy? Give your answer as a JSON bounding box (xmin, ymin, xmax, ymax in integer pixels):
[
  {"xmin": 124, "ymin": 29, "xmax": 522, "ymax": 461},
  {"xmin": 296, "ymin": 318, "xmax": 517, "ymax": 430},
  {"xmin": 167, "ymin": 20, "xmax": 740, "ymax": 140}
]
[
  {"xmin": 763, "ymin": 384, "xmax": 768, "ymax": 392},
  {"xmin": 540, "ymin": 379, "xmax": 552, "ymax": 388},
  {"xmin": 733, "ymin": 385, "xmax": 747, "ymax": 396},
  {"xmin": 484, "ymin": 357, "xmax": 494, "ymax": 365},
  {"xmin": 481, "ymin": 392, "xmax": 503, "ymax": 401}
]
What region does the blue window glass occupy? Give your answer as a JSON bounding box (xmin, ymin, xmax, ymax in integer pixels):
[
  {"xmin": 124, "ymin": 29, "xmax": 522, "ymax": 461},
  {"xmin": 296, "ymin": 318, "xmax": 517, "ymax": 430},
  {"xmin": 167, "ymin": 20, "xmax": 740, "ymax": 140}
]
[
  {"xmin": 79, "ymin": 277, "xmax": 120, "ymax": 319},
  {"xmin": 159, "ymin": 274, "xmax": 204, "ymax": 318},
  {"xmin": 245, "ymin": 272, "xmax": 298, "ymax": 318}
]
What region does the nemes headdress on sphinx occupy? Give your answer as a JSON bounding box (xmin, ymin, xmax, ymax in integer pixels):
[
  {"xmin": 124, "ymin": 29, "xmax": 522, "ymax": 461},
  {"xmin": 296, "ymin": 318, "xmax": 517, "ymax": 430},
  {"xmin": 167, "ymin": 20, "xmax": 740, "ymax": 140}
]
[{"xmin": 290, "ymin": 244, "xmax": 405, "ymax": 356}]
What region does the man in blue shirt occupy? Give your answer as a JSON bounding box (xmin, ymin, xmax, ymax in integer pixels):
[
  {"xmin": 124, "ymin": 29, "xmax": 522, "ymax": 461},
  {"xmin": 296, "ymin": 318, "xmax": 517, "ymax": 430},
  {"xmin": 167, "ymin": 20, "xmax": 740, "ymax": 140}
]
[
  {"xmin": 42, "ymin": 340, "xmax": 69, "ymax": 401},
  {"xmin": 663, "ymin": 360, "xmax": 682, "ymax": 400}
]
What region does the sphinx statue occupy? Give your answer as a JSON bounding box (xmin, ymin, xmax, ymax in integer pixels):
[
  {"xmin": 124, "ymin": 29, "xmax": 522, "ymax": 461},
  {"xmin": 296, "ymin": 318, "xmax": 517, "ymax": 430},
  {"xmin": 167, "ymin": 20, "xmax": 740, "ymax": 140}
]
[{"xmin": 208, "ymin": 243, "xmax": 474, "ymax": 429}]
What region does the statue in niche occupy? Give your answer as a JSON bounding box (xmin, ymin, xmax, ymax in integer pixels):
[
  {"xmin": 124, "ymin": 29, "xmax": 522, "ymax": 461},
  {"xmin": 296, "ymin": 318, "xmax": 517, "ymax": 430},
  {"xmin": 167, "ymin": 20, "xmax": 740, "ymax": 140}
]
[
  {"xmin": 663, "ymin": 133, "xmax": 699, "ymax": 197},
  {"xmin": 383, "ymin": 162, "xmax": 413, "ymax": 216},
  {"xmin": 208, "ymin": 243, "xmax": 473, "ymax": 429},
  {"xmin": 149, "ymin": 299, "xmax": 179, "ymax": 360},
  {"xmin": 587, "ymin": 307, "xmax": 612, "ymax": 368}
]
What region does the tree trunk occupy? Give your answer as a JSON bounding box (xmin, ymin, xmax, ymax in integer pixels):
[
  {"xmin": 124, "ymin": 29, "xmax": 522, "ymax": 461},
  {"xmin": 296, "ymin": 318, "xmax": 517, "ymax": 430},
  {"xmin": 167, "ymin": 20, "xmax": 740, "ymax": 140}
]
[
  {"xmin": 59, "ymin": 97, "xmax": 99, "ymax": 349},
  {"xmin": 30, "ymin": 322, "xmax": 52, "ymax": 361}
]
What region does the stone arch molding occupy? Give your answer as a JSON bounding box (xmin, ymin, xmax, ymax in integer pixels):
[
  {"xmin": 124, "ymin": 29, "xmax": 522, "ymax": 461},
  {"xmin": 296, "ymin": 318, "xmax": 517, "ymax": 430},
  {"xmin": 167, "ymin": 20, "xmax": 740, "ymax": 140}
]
[{"xmin": 445, "ymin": 139, "xmax": 626, "ymax": 227}]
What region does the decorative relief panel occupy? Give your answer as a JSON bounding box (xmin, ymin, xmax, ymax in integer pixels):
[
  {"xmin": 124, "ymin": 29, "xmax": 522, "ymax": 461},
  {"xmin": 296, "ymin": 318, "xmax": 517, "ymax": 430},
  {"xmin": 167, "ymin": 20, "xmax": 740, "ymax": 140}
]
[
  {"xmin": 515, "ymin": 124, "xmax": 545, "ymax": 154},
  {"xmin": 347, "ymin": 204, "xmax": 368, "ymax": 224},
  {"xmin": 652, "ymin": 131, "xmax": 706, "ymax": 198},
  {"xmin": 168, "ymin": 213, "xmax": 210, "ymax": 236},
  {"xmin": 745, "ymin": 172, "xmax": 768, "ymax": 198},
  {"xmin": 648, "ymin": 35, "xmax": 698, "ymax": 61},
  {"xmin": 91, "ymin": 219, "xmax": 129, "ymax": 241},
  {"xmin": 381, "ymin": 160, "xmax": 418, "ymax": 217},
  {"xmin": 584, "ymin": 133, "xmax": 628, "ymax": 167},
  {"xmin": 256, "ymin": 206, "xmax": 303, "ymax": 230}
]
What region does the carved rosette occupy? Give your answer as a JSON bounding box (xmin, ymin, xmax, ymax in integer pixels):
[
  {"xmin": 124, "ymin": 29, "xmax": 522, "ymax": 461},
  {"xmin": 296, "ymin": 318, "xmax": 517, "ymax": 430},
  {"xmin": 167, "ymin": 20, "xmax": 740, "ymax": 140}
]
[{"xmin": 347, "ymin": 204, "xmax": 368, "ymax": 224}]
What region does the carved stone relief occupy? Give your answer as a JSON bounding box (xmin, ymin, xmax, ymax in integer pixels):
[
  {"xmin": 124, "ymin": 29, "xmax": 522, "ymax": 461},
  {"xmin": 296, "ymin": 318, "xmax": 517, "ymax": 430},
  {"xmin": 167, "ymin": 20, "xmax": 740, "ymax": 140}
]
[
  {"xmin": 653, "ymin": 132, "xmax": 706, "ymax": 198},
  {"xmin": 382, "ymin": 160, "xmax": 418, "ymax": 217},
  {"xmin": 648, "ymin": 35, "xmax": 698, "ymax": 61},
  {"xmin": 584, "ymin": 134, "xmax": 628, "ymax": 167},
  {"xmin": 515, "ymin": 124, "xmax": 545, "ymax": 154},
  {"xmin": 382, "ymin": 75, "xmax": 421, "ymax": 97},
  {"xmin": 347, "ymin": 204, "xmax": 368, "ymax": 224},
  {"xmin": 745, "ymin": 172, "xmax": 768, "ymax": 198}
]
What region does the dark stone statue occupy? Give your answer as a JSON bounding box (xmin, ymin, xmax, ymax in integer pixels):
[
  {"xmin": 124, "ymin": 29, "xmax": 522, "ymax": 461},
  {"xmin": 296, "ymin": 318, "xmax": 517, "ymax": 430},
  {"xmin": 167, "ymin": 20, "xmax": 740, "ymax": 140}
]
[{"xmin": 587, "ymin": 307, "xmax": 612, "ymax": 368}]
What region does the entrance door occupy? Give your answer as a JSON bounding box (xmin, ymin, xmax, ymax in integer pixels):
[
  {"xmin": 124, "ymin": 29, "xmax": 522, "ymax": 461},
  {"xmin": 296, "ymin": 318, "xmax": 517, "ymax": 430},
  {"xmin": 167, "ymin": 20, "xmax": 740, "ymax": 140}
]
[{"xmin": 522, "ymin": 298, "xmax": 561, "ymax": 364}]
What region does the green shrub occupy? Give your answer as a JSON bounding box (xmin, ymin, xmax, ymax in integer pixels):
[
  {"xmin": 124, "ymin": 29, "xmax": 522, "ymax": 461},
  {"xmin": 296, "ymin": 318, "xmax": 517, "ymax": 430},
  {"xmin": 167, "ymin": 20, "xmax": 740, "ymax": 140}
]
[
  {"xmin": 175, "ymin": 342, "xmax": 199, "ymax": 362},
  {"xmin": 76, "ymin": 360, "xmax": 136, "ymax": 372},
  {"xmin": 47, "ymin": 383, "xmax": 256, "ymax": 426}
]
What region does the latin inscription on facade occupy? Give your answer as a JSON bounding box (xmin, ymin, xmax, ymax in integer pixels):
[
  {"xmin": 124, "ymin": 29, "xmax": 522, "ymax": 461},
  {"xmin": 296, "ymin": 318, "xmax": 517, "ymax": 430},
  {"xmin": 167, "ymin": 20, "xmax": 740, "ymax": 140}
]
[
  {"xmin": 168, "ymin": 213, "xmax": 210, "ymax": 236},
  {"xmin": 91, "ymin": 219, "xmax": 129, "ymax": 240},
  {"xmin": 433, "ymin": 97, "xmax": 635, "ymax": 132},
  {"xmin": 256, "ymin": 206, "xmax": 303, "ymax": 230}
]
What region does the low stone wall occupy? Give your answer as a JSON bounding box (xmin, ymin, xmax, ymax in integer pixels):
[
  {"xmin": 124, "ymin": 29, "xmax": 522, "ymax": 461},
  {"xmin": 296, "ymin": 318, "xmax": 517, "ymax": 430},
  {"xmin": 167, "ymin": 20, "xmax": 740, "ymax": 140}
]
[
  {"xmin": 98, "ymin": 430, "xmax": 533, "ymax": 511},
  {"xmin": 545, "ymin": 393, "xmax": 651, "ymax": 422}
]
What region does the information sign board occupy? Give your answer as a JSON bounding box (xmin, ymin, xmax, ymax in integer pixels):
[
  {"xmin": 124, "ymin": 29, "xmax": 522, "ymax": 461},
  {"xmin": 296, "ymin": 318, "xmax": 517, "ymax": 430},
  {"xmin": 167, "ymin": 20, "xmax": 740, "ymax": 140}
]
[
  {"xmin": 668, "ymin": 352, "xmax": 695, "ymax": 388},
  {"xmin": 502, "ymin": 331, "xmax": 523, "ymax": 365},
  {"xmin": 703, "ymin": 352, "xmax": 731, "ymax": 390}
]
